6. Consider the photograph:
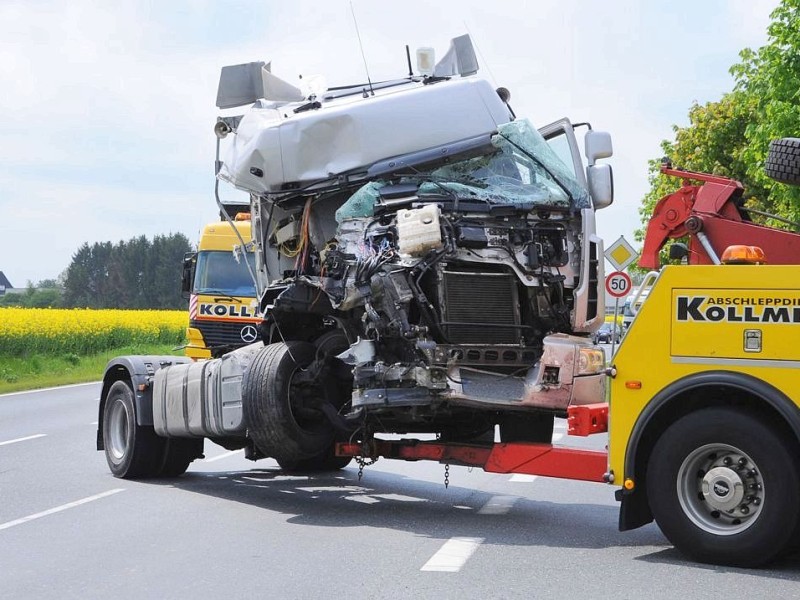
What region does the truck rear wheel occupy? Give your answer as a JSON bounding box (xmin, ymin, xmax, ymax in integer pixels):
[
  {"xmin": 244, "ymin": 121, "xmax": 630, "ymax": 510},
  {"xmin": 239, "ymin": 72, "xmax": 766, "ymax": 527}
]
[
  {"xmin": 243, "ymin": 342, "xmax": 337, "ymax": 465},
  {"xmin": 765, "ymin": 138, "xmax": 800, "ymax": 185},
  {"xmin": 103, "ymin": 380, "xmax": 166, "ymax": 479},
  {"xmin": 646, "ymin": 407, "xmax": 800, "ymax": 567}
]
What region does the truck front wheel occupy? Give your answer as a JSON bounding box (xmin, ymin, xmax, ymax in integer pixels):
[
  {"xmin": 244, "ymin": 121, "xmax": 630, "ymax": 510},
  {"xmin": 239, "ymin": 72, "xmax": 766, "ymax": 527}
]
[
  {"xmin": 646, "ymin": 407, "xmax": 800, "ymax": 567},
  {"xmin": 243, "ymin": 342, "xmax": 338, "ymax": 465},
  {"xmin": 103, "ymin": 380, "xmax": 166, "ymax": 478}
]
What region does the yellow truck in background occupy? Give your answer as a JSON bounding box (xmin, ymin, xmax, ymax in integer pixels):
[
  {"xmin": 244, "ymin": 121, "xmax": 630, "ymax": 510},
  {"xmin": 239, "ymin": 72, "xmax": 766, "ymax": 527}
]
[{"xmin": 181, "ymin": 211, "xmax": 259, "ymax": 359}]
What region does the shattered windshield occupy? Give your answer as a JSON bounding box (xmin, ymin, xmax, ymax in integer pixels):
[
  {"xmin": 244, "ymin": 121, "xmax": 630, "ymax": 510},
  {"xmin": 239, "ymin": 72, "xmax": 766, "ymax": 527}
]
[
  {"xmin": 335, "ymin": 119, "xmax": 590, "ymax": 222},
  {"xmin": 422, "ymin": 119, "xmax": 589, "ymax": 208}
]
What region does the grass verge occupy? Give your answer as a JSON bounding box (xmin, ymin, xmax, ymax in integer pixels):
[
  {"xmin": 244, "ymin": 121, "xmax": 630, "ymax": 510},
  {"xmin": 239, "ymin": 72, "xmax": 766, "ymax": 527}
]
[{"xmin": 0, "ymin": 344, "xmax": 184, "ymax": 395}]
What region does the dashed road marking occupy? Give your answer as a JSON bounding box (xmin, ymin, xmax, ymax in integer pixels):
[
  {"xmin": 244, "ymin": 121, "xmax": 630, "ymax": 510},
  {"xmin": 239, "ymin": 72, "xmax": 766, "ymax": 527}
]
[
  {"xmin": 204, "ymin": 449, "xmax": 244, "ymax": 463},
  {"xmin": 421, "ymin": 537, "xmax": 484, "ymax": 572},
  {"xmin": 509, "ymin": 474, "xmax": 537, "ymax": 482},
  {"xmin": 478, "ymin": 495, "xmax": 517, "ymax": 515},
  {"xmin": 0, "ymin": 434, "xmax": 47, "ymax": 447},
  {"xmin": 0, "ymin": 489, "xmax": 125, "ymax": 532}
]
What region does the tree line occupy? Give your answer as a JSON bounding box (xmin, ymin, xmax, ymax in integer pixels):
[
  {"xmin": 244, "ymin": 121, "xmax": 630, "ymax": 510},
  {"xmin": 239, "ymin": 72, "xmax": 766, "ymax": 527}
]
[
  {"xmin": 1, "ymin": 233, "xmax": 192, "ymax": 309},
  {"xmin": 638, "ymin": 0, "xmax": 800, "ymax": 239}
]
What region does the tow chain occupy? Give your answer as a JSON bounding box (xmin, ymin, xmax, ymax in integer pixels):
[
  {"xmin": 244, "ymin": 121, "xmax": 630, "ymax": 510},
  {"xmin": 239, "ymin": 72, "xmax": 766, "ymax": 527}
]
[
  {"xmin": 356, "ymin": 440, "xmax": 378, "ymax": 481},
  {"xmin": 444, "ymin": 462, "xmax": 450, "ymax": 488}
]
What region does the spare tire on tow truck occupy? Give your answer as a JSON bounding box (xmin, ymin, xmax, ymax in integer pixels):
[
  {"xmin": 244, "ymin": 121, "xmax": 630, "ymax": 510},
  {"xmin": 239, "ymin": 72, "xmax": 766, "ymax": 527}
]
[{"xmin": 765, "ymin": 138, "xmax": 800, "ymax": 185}]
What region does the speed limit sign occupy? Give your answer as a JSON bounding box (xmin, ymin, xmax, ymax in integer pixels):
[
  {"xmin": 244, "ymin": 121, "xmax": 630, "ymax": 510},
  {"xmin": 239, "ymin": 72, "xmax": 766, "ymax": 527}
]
[{"xmin": 605, "ymin": 271, "xmax": 632, "ymax": 299}]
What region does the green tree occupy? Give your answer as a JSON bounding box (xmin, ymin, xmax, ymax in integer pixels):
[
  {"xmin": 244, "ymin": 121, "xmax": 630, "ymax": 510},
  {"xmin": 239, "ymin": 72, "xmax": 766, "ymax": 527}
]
[
  {"xmin": 639, "ymin": 0, "xmax": 800, "ymax": 241},
  {"xmin": 62, "ymin": 234, "xmax": 191, "ymax": 309},
  {"xmin": 731, "ymin": 0, "xmax": 800, "ymax": 221},
  {"xmin": 637, "ymin": 91, "xmax": 760, "ymax": 243},
  {"xmin": 36, "ymin": 278, "xmax": 59, "ymax": 289}
]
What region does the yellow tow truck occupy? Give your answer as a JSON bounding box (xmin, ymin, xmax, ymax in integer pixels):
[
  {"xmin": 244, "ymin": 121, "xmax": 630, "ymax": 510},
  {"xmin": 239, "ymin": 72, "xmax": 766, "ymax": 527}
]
[{"xmin": 609, "ymin": 257, "xmax": 800, "ymax": 567}]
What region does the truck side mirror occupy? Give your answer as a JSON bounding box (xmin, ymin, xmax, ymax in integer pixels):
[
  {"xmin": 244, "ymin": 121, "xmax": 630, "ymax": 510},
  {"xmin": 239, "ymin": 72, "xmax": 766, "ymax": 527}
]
[
  {"xmin": 587, "ymin": 163, "xmax": 613, "ymax": 209},
  {"xmin": 585, "ymin": 130, "xmax": 612, "ymax": 165},
  {"xmin": 181, "ymin": 252, "xmax": 196, "ymax": 300}
]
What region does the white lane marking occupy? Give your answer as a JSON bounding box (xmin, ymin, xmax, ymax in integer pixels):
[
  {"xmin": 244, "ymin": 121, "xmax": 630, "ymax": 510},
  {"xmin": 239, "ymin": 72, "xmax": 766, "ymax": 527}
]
[
  {"xmin": 204, "ymin": 449, "xmax": 244, "ymax": 463},
  {"xmin": 478, "ymin": 495, "xmax": 517, "ymax": 515},
  {"xmin": 421, "ymin": 537, "xmax": 484, "ymax": 572},
  {"xmin": 0, "ymin": 489, "xmax": 125, "ymax": 532},
  {"xmin": 0, "ymin": 434, "xmax": 47, "ymax": 447},
  {"xmin": 0, "ymin": 381, "xmax": 100, "ymax": 398}
]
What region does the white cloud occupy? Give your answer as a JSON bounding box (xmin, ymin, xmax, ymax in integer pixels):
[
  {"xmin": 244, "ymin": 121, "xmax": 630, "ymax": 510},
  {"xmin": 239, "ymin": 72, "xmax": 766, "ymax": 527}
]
[{"xmin": 0, "ymin": 0, "xmax": 779, "ymax": 285}]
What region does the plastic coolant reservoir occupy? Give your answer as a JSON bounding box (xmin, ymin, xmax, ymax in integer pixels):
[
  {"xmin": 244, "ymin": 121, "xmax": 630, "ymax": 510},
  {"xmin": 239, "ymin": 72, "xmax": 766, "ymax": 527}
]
[{"xmin": 396, "ymin": 205, "xmax": 443, "ymax": 256}]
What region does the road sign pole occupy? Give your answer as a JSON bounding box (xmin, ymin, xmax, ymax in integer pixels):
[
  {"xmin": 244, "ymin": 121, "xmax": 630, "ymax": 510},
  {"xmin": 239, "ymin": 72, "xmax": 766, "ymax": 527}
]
[{"xmin": 611, "ymin": 298, "xmax": 620, "ymax": 356}]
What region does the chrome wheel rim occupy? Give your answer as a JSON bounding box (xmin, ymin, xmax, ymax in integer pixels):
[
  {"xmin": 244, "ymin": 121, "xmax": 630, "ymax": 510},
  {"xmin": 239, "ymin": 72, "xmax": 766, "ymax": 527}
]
[
  {"xmin": 676, "ymin": 443, "xmax": 764, "ymax": 535},
  {"xmin": 107, "ymin": 397, "xmax": 130, "ymax": 461}
]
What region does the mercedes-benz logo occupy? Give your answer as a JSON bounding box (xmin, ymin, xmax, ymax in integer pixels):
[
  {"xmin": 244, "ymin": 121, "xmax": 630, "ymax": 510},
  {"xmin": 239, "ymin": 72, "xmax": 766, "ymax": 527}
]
[{"xmin": 240, "ymin": 324, "xmax": 259, "ymax": 343}]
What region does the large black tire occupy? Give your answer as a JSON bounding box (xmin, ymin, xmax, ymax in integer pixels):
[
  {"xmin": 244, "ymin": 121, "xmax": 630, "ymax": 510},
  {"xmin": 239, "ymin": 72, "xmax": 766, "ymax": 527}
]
[
  {"xmin": 243, "ymin": 342, "xmax": 336, "ymax": 465},
  {"xmin": 103, "ymin": 380, "xmax": 166, "ymax": 478},
  {"xmin": 765, "ymin": 138, "xmax": 800, "ymax": 185},
  {"xmin": 646, "ymin": 407, "xmax": 800, "ymax": 567},
  {"xmin": 499, "ymin": 411, "xmax": 554, "ymax": 443}
]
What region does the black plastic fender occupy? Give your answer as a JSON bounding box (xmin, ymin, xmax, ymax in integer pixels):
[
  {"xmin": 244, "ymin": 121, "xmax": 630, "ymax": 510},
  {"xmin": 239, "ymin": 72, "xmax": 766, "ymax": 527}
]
[{"xmin": 96, "ymin": 355, "xmax": 191, "ymax": 450}]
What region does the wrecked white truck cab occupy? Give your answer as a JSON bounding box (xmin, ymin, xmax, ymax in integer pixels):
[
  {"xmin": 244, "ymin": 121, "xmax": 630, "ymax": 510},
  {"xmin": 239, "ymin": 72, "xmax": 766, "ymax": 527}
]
[
  {"xmin": 209, "ymin": 35, "xmax": 613, "ymax": 464},
  {"xmin": 97, "ymin": 36, "xmax": 615, "ymax": 477}
]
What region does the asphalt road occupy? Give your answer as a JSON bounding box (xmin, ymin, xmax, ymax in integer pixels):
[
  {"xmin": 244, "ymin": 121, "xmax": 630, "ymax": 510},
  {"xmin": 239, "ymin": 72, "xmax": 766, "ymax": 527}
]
[{"xmin": 2, "ymin": 383, "xmax": 799, "ymax": 599}]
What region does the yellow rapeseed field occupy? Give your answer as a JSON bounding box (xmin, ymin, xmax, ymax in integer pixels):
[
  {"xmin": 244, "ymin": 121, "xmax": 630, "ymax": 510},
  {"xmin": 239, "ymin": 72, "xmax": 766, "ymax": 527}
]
[{"xmin": 0, "ymin": 307, "xmax": 185, "ymax": 356}]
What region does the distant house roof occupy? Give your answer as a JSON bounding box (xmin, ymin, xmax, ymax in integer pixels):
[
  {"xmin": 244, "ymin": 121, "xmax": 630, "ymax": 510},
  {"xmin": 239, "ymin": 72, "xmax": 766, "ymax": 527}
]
[{"xmin": 0, "ymin": 271, "xmax": 13, "ymax": 289}]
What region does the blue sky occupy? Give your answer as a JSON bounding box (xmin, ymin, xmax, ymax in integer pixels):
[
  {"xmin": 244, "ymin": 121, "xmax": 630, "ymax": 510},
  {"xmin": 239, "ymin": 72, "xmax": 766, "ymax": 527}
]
[{"xmin": 0, "ymin": 0, "xmax": 778, "ymax": 286}]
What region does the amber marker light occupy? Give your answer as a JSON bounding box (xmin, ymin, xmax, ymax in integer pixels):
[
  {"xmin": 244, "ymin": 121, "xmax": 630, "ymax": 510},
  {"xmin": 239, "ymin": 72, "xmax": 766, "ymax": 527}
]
[
  {"xmin": 720, "ymin": 245, "xmax": 766, "ymax": 265},
  {"xmin": 625, "ymin": 381, "xmax": 642, "ymax": 389},
  {"xmin": 623, "ymin": 478, "xmax": 635, "ymax": 490}
]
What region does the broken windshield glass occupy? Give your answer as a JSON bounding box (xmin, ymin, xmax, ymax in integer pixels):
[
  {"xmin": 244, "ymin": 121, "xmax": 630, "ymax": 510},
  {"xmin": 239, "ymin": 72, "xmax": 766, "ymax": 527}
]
[{"xmin": 334, "ymin": 119, "xmax": 590, "ymax": 222}]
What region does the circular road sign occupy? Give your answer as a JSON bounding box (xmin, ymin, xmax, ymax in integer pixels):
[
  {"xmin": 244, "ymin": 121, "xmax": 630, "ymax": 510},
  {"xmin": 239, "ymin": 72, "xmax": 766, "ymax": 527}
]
[{"xmin": 605, "ymin": 271, "xmax": 632, "ymax": 299}]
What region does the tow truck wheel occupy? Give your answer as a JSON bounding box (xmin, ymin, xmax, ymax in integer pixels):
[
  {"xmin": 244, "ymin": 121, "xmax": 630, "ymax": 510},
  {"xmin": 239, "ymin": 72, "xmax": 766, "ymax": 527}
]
[
  {"xmin": 243, "ymin": 342, "xmax": 337, "ymax": 465},
  {"xmin": 646, "ymin": 407, "xmax": 800, "ymax": 567},
  {"xmin": 765, "ymin": 138, "xmax": 800, "ymax": 186},
  {"xmin": 103, "ymin": 380, "xmax": 166, "ymax": 479}
]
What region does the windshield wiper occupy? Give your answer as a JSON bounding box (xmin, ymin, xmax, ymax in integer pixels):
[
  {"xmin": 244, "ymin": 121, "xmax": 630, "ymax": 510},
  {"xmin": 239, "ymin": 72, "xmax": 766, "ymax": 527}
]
[{"xmin": 197, "ymin": 290, "xmax": 243, "ymax": 303}]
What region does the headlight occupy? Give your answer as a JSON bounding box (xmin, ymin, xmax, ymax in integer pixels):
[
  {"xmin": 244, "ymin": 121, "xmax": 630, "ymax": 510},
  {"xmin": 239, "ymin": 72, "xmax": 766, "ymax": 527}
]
[{"xmin": 577, "ymin": 347, "xmax": 605, "ymax": 375}]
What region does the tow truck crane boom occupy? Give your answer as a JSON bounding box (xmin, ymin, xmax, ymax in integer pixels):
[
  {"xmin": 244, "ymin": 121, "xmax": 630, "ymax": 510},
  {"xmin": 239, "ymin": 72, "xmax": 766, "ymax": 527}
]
[{"xmin": 639, "ymin": 164, "xmax": 800, "ymax": 268}]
